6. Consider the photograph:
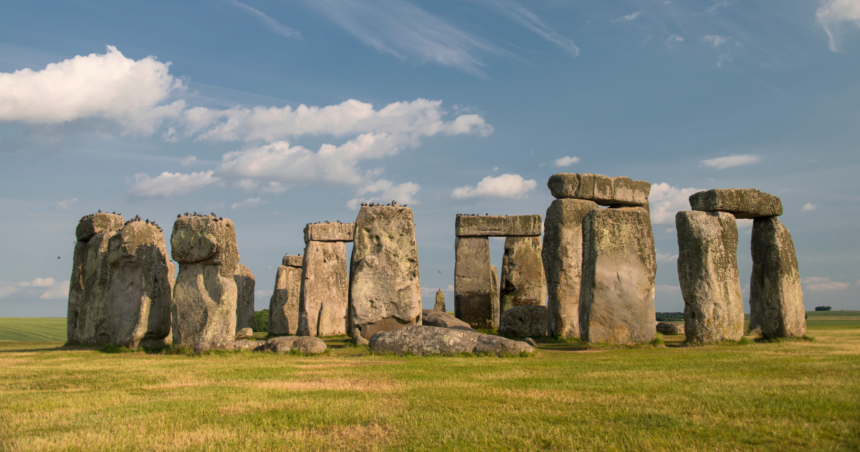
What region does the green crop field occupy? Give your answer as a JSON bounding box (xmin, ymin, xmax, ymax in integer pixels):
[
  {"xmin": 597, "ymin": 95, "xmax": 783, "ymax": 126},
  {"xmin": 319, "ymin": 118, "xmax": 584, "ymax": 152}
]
[
  {"xmin": 0, "ymin": 318, "xmax": 66, "ymax": 342},
  {"xmin": 0, "ymin": 316, "xmax": 858, "ymax": 451}
]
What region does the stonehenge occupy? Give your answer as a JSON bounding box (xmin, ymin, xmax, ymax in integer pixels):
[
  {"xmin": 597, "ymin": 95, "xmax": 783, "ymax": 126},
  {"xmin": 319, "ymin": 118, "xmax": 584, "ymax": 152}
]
[
  {"xmin": 298, "ymin": 222, "xmax": 353, "ymax": 337},
  {"xmin": 268, "ymin": 254, "xmax": 303, "ymax": 336},
  {"xmin": 234, "ymin": 264, "xmax": 256, "ymax": 333},
  {"xmin": 750, "ymin": 216, "xmax": 805, "ymax": 338}
]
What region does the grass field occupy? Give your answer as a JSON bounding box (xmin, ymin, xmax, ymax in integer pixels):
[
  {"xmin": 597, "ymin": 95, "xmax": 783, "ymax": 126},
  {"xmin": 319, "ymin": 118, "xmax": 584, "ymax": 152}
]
[
  {"xmin": 0, "ymin": 313, "xmax": 858, "ymax": 451},
  {"xmin": 0, "ymin": 318, "xmax": 66, "ymax": 342}
]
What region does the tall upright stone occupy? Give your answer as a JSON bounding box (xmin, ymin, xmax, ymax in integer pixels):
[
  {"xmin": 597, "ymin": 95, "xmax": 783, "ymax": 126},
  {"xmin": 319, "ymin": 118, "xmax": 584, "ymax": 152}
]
[
  {"xmin": 349, "ymin": 205, "xmax": 421, "ymax": 340},
  {"xmin": 750, "ymin": 217, "xmax": 805, "ymax": 338},
  {"xmin": 234, "ymin": 264, "xmax": 256, "ymax": 332},
  {"xmin": 268, "ymin": 254, "xmax": 303, "ymax": 336},
  {"xmin": 454, "ymin": 236, "xmax": 494, "ymax": 329},
  {"xmin": 490, "ymin": 265, "xmax": 499, "ymax": 329},
  {"xmin": 500, "ymin": 236, "xmax": 546, "ymax": 313},
  {"xmin": 579, "ymin": 207, "xmax": 656, "ymax": 345},
  {"xmin": 67, "ymin": 212, "xmax": 125, "ymax": 345},
  {"xmin": 170, "ymin": 214, "xmax": 240, "ymax": 346},
  {"xmin": 434, "ymin": 289, "xmax": 446, "ymax": 312},
  {"xmin": 299, "ymin": 241, "xmax": 349, "ymax": 336},
  {"xmin": 676, "ymin": 211, "xmax": 744, "ymax": 342},
  {"xmin": 106, "ymin": 220, "xmax": 172, "ymax": 349}
]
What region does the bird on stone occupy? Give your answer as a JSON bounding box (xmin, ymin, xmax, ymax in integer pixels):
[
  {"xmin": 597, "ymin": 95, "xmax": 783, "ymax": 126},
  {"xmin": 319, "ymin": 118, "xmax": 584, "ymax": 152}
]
[{"xmin": 57, "ymin": 256, "xmax": 61, "ymax": 259}]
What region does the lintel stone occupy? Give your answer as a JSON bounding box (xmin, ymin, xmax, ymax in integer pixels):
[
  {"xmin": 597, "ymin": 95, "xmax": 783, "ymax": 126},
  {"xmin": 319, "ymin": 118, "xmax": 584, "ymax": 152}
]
[
  {"xmin": 282, "ymin": 254, "xmax": 303, "ymax": 268},
  {"xmin": 303, "ymin": 222, "xmax": 354, "ymax": 242},
  {"xmin": 547, "ymin": 173, "xmax": 650, "ymax": 206},
  {"xmin": 689, "ymin": 188, "xmax": 783, "ymax": 219},
  {"xmin": 455, "ymin": 215, "xmax": 542, "ymax": 237}
]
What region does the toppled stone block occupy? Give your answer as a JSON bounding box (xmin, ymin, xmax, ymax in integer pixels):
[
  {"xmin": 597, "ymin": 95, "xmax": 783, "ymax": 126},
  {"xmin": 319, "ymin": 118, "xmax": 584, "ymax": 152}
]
[
  {"xmin": 676, "ymin": 211, "xmax": 744, "ymax": 342},
  {"xmin": 298, "ymin": 241, "xmax": 348, "ymax": 336},
  {"xmin": 234, "ymin": 264, "xmax": 256, "ymax": 332},
  {"xmin": 422, "ymin": 309, "xmax": 475, "ymax": 331},
  {"xmin": 268, "ymin": 257, "xmax": 303, "ymax": 336},
  {"xmin": 369, "ymin": 325, "xmax": 534, "ymax": 356},
  {"xmin": 282, "ymin": 254, "xmax": 304, "ymax": 268},
  {"xmin": 543, "ymin": 199, "xmax": 599, "ymax": 339},
  {"xmin": 195, "ymin": 339, "xmax": 261, "ymax": 352},
  {"xmin": 689, "ymin": 188, "xmax": 783, "ymax": 219},
  {"xmin": 455, "ymin": 215, "xmax": 542, "ymax": 237},
  {"xmin": 260, "ymin": 336, "xmax": 327, "ymax": 354},
  {"xmin": 235, "ymin": 327, "xmax": 254, "ymax": 340},
  {"xmin": 454, "ymin": 237, "xmax": 494, "ymax": 329},
  {"xmin": 580, "ymin": 207, "xmax": 656, "ymax": 345},
  {"xmin": 303, "ymin": 222, "xmax": 355, "ymax": 242},
  {"xmin": 750, "ymin": 217, "xmax": 806, "ymax": 338},
  {"xmin": 500, "ymin": 236, "xmax": 545, "ymax": 313},
  {"xmin": 656, "ymin": 322, "xmax": 685, "ymax": 335},
  {"xmin": 547, "ymin": 173, "xmax": 650, "ymax": 206},
  {"xmin": 434, "ymin": 289, "xmax": 446, "ymax": 312},
  {"xmin": 499, "ymin": 305, "xmax": 548, "ymax": 337},
  {"xmin": 106, "ymin": 220, "xmax": 172, "ymax": 349},
  {"xmin": 349, "ymin": 205, "xmax": 421, "ymax": 340}
]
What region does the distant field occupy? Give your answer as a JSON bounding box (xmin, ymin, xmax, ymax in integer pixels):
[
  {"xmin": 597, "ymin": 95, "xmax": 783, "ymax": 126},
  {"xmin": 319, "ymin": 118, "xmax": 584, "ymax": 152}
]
[{"xmin": 0, "ymin": 318, "xmax": 65, "ymax": 342}]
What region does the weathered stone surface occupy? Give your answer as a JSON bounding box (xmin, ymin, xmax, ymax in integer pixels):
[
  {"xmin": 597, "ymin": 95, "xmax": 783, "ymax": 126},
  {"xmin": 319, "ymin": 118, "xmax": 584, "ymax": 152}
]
[
  {"xmin": 234, "ymin": 264, "xmax": 255, "ymax": 332},
  {"xmin": 299, "ymin": 241, "xmax": 348, "ymax": 336},
  {"xmin": 543, "ymin": 199, "xmax": 599, "ymax": 339},
  {"xmin": 353, "ymin": 334, "xmax": 369, "ymax": 346},
  {"xmin": 490, "ymin": 265, "xmax": 500, "ymax": 329},
  {"xmin": 548, "ymin": 173, "xmax": 650, "ymax": 206},
  {"xmin": 67, "ymin": 213, "xmax": 125, "ymax": 345},
  {"xmin": 349, "ymin": 205, "xmax": 421, "ymax": 340},
  {"xmin": 235, "ymin": 328, "xmax": 254, "ymax": 340},
  {"xmin": 317, "ymin": 302, "xmax": 334, "ymax": 336},
  {"xmin": 106, "ymin": 221, "xmax": 172, "ymax": 349},
  {"xmin": 750, "ymin": 217, "xmax": 805, "ymax": 338},
  {"xmin": 676, "ymin": 211, "xmax": 744, "ymax": 342},
  {"xmin": 455, "ymin": 215, "xmax": 542, "ymax": 237},
  {"xmin": 421, "ymin": 309, "xmax": 476, "ymax": 331},
  {"xmin": 580, "ymin": 207, "xmax": 656, "ymax": 345},
  {"xmin": 656, "ymin": 322, "xmax": 685, "ymax": 335},
  {"xmin": 303, "ymin": 222, "xmax": 355, "ymax": 242},
  {"xmin": 261, "ymin": 336, "xmax": 327, "ymax": 354},
  {"xmin": 268, "ymin": 265, "xmax": 302, "ymax": 336},
  {"xmin": 434, "ymin": 289, "xmax": 446, "ymax": 312},
  {"xmin": 500, "ymin": 237, "xmax": 546, "ymax": 315},
  {"xmin": 282, "ymin": 254, "xmax": 303, "ymax": 268},
  {"xmin": 454, "ymin": 236, "xmax": 494, "ymax": 329},
  {"xmin": 499, "ymin": 305, "xmax": 548, "ymax": 337},
  {"xmin": 369, "ymin": 326, "xmax": 534, "ymax": 356},
  {"xmin": 170, "ymin": 215, "xmax": 240, "ymax": 346},
  {"xmin": 195, "ymin": 339, "xmax": 261, "ymax": 352},
  {"xmin": 690, "ymin": 189, "xmax": 783, "ymax": 219},
  {"xmin": 525, "ymin": 338, "xmax": 538, "ymax": 347}
]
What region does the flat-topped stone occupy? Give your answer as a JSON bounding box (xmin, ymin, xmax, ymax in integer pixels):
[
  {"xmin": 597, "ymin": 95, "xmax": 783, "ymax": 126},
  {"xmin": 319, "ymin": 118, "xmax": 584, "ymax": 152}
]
[
  {"xmin": 547, "ymin": 173, "xmax": 650, "ymax": 206},
  {"xmin": 282, "ymin": 254, "xmax": 303, "ymax": 268},
  {"xmin": 170, "ymin": 215, "xmax": 239, "ymax": 276},
  {"xmin": 368, "ymin": 325, "xmax": 535, "ymax": 356},
  {"xmin": 422, "ymin": 309, "xmax": 475, "ymax": 331},
  {"xmin": 303, "ymin": 222, "xmax": 354, "ymax": 242},
  {"xmin": 689, "ymin": 189, "xmax": 783, "ymax": 219},
  {"xmin": 76, "ymin": 213, "xmax": 125, "ymax": 241},
  {"xmin": 455, "ymin": 215, "xmax": 542, "ymax": 237}
]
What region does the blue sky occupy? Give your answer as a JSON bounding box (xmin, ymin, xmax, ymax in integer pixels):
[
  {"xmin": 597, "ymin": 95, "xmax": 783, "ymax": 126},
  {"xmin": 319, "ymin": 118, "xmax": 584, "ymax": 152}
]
[{"xmin": 1, "ymin": 0, "xmax": 859, "ymax": 317}]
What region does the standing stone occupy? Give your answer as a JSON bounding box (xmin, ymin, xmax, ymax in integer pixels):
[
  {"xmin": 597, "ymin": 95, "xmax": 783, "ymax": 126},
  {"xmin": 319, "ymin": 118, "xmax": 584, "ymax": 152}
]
[
  {"xmin": 67, "ymin": 213, "xmax": 125, "ymax": 345},
  {"xmin": 106, "ymin": 220, "xmax": 173, "ymax": 349},
  {"xmin": 298, "ymin": 241, "xmax": 348, "ymax": 336},
  {"xmin": 490, "ymin": 265, "xmax": 499, "ymax": 329},
  {"xmin": 234, "ymin": 264, "xmax": 256, "ymax": 332},
  {"xmin": 317, "ymin": 301, "xmax": 334, "ymax": 336},
  {"xmin": 434, "ymin": 289, "xmax": 446, "ymax": 312},
  {"xmin": 542, "ymin": 198, "xmax": 598, "ymax": 339},
  {"xmin": 170, "ymin": 215, "xmax": 240, "ymax": 347},
  {"xmin": 349, "ymin": 205, "xmax": 421, "ymax": 340},
  {"xmin": 579, "ymin": 207, "xmax": 656, "ymax": 345},
  {"xmin": 675, "ymin": 211, "xmax": 744, "ymax": 342},
  {"xmin": 750, "ymin": 217, "xmax": 806, "ymax": 338},
  {"xmin": 499, "ymin": 305, "xmax": 548, "ymax": 338},
  {"xmin": 500, "ymin": 236, "xmax": 546, "ymax": 314},
  {"xmin": 268, "ymin": 254, "xmax": 303, "ymax": 336},
  {"xmin": 454, "ymin": 236, "xmax": 494, "ymax": 329}
]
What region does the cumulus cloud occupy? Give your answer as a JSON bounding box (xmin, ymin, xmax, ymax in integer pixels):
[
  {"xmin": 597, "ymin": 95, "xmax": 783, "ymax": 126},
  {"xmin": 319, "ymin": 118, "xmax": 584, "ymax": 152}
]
[
  {"xmin": 231, "ymin": 197, "xmax": 267, "ymax": 209},
  {"xmin": 56, "ymin": 198, "xmax": 78, "ymax": 209},
  {"xmin": 802, "ymin": 276, "xmax": 851, "ymax": 291},
  {"xmin": 612, "ymin": 11, "xmax": 641, "ymax": 22},
  {"xmin": 40, "ymin": 280, "xmax": 69, "ymax": 300},
  {"xmin": 346, "ymin": 179, "xmax": 421, "ymax": 209},
  {"xmin": 817, "ymin": 0, "xmax": 860, "ymax": 52},
  {"xmin": 700, "ymin": 154, "xmax": 760, "ymax": 169},
  {"xmin": 649, "ymin": 183, "xmax": 701, "ymax": 225},
  {"xmin": 554, "ymin": 156, "xmax": 580, "ymax": 167},
  {"xmin": 802, "ymin": 203, "xmax": 817, "ymax": 212},
  {"xmin": 451, "ymin": 173, "xmax": 537, "ymax": 199},
  {"xmin": 0, "ymin": 277, "xmax": 66, "ymax": 300},
  {"xmin": 0, "ymin": 46, "xmax": 184, "ymax": 134},
  {"xmin": 234, "ymin": 179, "xmax": 260, "ymax": 191},
  {"xmin": 261, "ymin": 181, "xmax": 289, "ymax": 194},
  {"xmin": 180, "ymin": 156, "xmax": 197, "ymax": 166},
  {"xmin": 17, "ymin": 277, "xmax": 56, "ymax": 288},
  {"xmin": 129, "ymin": 170, "xmax": 220, "ymax": 198}
]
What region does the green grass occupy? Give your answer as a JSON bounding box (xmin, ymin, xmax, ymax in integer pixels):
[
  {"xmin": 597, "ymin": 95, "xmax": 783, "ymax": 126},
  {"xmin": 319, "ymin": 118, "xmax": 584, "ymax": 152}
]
[
  {"xmin": 0, "ymin": 319, "xmax": 858, "ymax": 451},
  {"xmin": 0, "ymin": 318, "xmax": 66, "ymax": 342}
]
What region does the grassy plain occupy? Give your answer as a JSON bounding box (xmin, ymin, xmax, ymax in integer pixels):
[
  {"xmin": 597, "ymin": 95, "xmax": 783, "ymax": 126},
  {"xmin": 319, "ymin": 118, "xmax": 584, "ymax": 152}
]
[
  {"xmin": 0, "ymin": 314, "xmax": 857, "ymax": 451},
  {"xmin": 0, "ymin": 317, "xmax": 66, "ymax": 342}
]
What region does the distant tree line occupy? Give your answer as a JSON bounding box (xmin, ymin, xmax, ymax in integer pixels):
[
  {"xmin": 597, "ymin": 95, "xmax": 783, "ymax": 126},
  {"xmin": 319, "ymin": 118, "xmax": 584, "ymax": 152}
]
[
  {"xmin": 253, "ymin": 309, "xmax": 269, "ymax": 332},
  {"xmin": 815, "ymin": 306, "xmax": 832, "ymax": 311},
  {"xmin": 656, "ymin": 312, "xmax": 684, "ymax": 321}
]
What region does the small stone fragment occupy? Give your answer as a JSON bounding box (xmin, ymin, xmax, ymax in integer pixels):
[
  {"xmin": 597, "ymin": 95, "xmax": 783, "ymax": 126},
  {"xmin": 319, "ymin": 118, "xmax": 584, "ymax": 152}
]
[
  {"xmin": 235, "ymin": 327, "xmax": 254, "ymax": 340},
  {"xmin": 422, "ymin": 309, "xmax": 476, "ymax": 331},
  {"xmin": 499, "ymin": 305, "xmax": 549, "ymax": 337},
  {"xmin": 434, "ymin": 289, "xmax": 446, "ymax": 312},
  {"xmin": 689, "ymin": 188, "xmax": 783, "ymax": 219}
]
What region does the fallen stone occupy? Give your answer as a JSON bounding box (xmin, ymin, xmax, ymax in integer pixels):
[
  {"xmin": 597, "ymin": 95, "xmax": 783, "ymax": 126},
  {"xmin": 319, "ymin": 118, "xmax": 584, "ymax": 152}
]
[
  {"xmin": 349, "ymin": 205, "xmax": 421, "ymax": 340},
  {"xmin": 524, "ymin": 338, "xmax": 538, "ymax": 347},
  {"xmin": 434, "ymin": 289, "xmax": 446, "ymax": 312},
  {"xmin": 421, "ymin": 309, "xmax": 476, "ymax": 331},
  {"xmin": 500, "ymin": 236, "xmax": 546, "ymax": 314},
  {"xmin": 353, "ymin": 334, "xmax": 369, "ymax": 346},
  {"xmin": 194, "ymin": 339, "xmax": 262, "ymax": 353},
  {"xmin": 454, "ymin": 236, "xmax": 494, "ymax": 329},
  {"xmin": 676, "ymin": 211, "xmax": 744, "ymax": 342},
  {"xmin": 299, "ymin": 241, "xmax": 348, "ymax": 336},
  {"xmin": 303, "ymin": 222, "xmax": 355, "ymax": 242},
  {"xmin": 580, "ymin": 207, "xmax": 656, "ymax": 345},
  {"xmin": 368, "ymin": 325, "xmax": 535, "ymax": 356},
  {"xmin": 689, "ymin": 188, "xmax": 783, "ymax": 219},
  {"xmin": 543, "ymin": 198, "xmax": 599, "ymax": 339},
  {"xmin": 499, "ymin": 305, "xmax": 548, "ymax": 337},
  {"xmin": 261, "ymin": 336, "xmax": 327, "ymax": 354},
  {"xmin": 547, "ymin": 173, "xmax": 650, "ymax": 206},
  {"xmin": 235, "ymin": 327, "xmax": 254, "ymax": 340},
  {"xmin": 656, "ymin": 322, "xmax": 685, "ymax": 335},
  {"xmin": 455, "ymin": 214, "xmax": 542, "ymax": 237},
  {"xmin": 750, "ymin": 217, "xmax": 806, "ymax": 338},
  {"xmin": 234, "ymin": 264, "xmax": 256, "ymax": 332},
  {"xmin": 282, "ymin": 254, "xmax": 304, "ymax": 268},
  {"xmin": 269, "ymin": 255, "xmax": 302, "ymax": 336}
]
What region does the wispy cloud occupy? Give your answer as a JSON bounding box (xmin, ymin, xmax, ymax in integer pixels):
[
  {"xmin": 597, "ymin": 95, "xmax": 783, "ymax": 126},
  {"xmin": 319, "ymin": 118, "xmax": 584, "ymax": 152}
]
[
  {"xmin": 701, "ymin": 154, "xmax": 759, "ymax": 169},
  {"xmin": 611, "ymin": 11, "xmax": 641, "ymax": 23},
  {"xmin": 703, "ymin": 34, "xmax": 729, "ymax": 47},
  {"xmin": 483, "ymin": 0, "xmax": 579, "ymax": 56},
  {"xmin": 180, "ymin": 156, "xmax": 197, "ymax": 166},
  {"xmin": 230, "ymin": 0, "xmax": 301, "ymax": 39},
  {"xmin": 554, "ymin": 156, "xmax": 580, "ymax": 167},
  {"xmin": 802, "ymin": 276, "xmax": 851, "ymax": 291},
  {"xmin": 802, "ymin": 203, "xmax": 817, "ymax": 212},
  {"xmin": 231, "ymin": 197, "xmax": 267, "ymax": 209},
  {"xmin": 451, "ymin": 173, "xmax": 536, "ymax": 199},
  {"xmin": 817, "ymin": 0, "xmax": 860, "ymax": 52},
  {"xmin": 56, "ymin": 198, "xmax": 78, "ymax": 209}
]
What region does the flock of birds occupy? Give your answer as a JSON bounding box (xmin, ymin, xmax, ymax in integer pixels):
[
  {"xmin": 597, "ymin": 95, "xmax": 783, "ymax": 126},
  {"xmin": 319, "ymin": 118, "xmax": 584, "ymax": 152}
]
[
  {"xmin": 177, "ymin": 212, "xmax": 224, "ymax": 221},
  {"xmin": 124, "ymin": 215, "xmax": 164, "ymax": 233},
  {"xmin": 307, "ymin": 220, "xmax": 347, "ymax": 226},
  {"xmin": 359, "ymin": 201, "xmax": 407, "ymax": 207},
  {"xmin": 456, "ymin": 213, "xmax": 491, "ymax": 216}
]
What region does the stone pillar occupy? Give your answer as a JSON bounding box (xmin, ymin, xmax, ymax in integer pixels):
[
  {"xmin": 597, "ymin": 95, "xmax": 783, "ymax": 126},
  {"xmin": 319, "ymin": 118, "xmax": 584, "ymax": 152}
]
[
  {"xmin": 106, "ymin": 220, "xmax": 172, "ymax": 349},
  {"xmin": 349, "ymin": 205, "xmax": 421, "ymax": 340},
  {"xmin": 234, "ymin": 264, "xmax": 256, "ymax": 332},
  {"xmin": 268, "ymin": 254, "xmax": 303, "ymax": 336},
  {"xmin": 490, "ymin": 265, "xmax": 499, "ymax": 329},
  {"xmin": 750, "ymin": 217, "xmax": 805, "ymax": 338},
  {"xmin": 299, "ymin": 241, "xmax": 349, "ymax": 336},
  {"xmin": 675, "ymin": 211, "xmax": 744, "ymax": 342},
  {"xmin": 434, "ymin": 289, "xmax": 445, "ymax": 312},
  {"xmin": 170, "ymin": 214, "xmax": 240, "ymax": 347},
  {"xmin": 542, "ymin": 199, "xmax": 598, "ymax": 339},
  {"xmin": 500, "ymin": 236, "xmax": 545, "ymax": 313},
  {"xmin": 580, "ymin": 207, "xmax": 656, "ymax": 345},
  {"xmin": 454, "ymin": 236, "xmax": 494, "ymax": 329}
]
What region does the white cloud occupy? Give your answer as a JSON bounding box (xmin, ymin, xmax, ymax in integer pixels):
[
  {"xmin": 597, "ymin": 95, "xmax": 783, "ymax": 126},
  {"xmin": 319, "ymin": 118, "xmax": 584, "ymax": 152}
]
[
  {"xmin": 612, "ymin": 11, "xmax": 641, "ymax": 23},
  {"xmin": 705, "ymin": 2, "xmax": 730, "ymax": 14},
  {"xmin": 655, "ymin": 284, "xmax": 681, "ymax": 295},
  {"xmin": 129, "ymin": 170, "xmax": 220, "ymax": 198},
  {"xmin": 235, "ymin": 179, "xmax": 260, "ymax": 191},
  {"xmin": 802, "ymin": 276, "xmax": 851, "ymax": 291},
  {"xmin": 802, "ymin": 203, "xmax": 817, "ymax": 212},
  {"xmin": 554, "ymin": 156, "xmax": 580, "ymax": 167},
  {"xmin": 656, "ymin": 252, "xmax": 678, "ymax": 263},
  {"xmin": 231, "ymin": 197, "xmax": 267, "ymax": 209},
  {"xmin": 0, "ymin": 277, "xmax": 65, "ymax": 300},
  {"xmin": 668, "ymin": 35, "xmax": 684, "ymax": 42},
  {"xmin": 180, "ymin": 156, "xmax": 197, "ymax": 166},
  {"xmin": 346, "ymin": 179, "xmax": 421, "ymax": 209},
  {"xmin": 700, "ymin": 154, "xmax": 760, "ymax": 169},
  {"xmin": 817, "ymin": 0, "xmax": 860, "ymax": 52},
  {"xmin": 484, "ymin": 0, "xmax": 579, "ymax": 56},
  {"xmin": 40, "ymin": 280, "xmax": 69, "ymax": 300},
  {"xmin": 451, "ymin": 173, "xmax": 537, "ymax": 199},
  {"xmin": 56, "ymin": 198, "xmax": 78, "ymax": 209},
  {"xmin": 261, "ymin": 181, "xmax": 288, "ymax": 194},
  {"xmin": 703, "ymin": 35, "xmax": 729, "ymax": 47},
  {"xmin": 18, "ymin": 277, "xmax": 56, "ymax": 288},
  {"xmin": 230, "ymin": 0, "xmax": 301, "ymax": 39},
  {"xmin": 649, "ymin": 183, "xmax": 701, "ymax": 225},
  {"xmin": 0, "ymin": 46, "xmax": 184, "ymax": 134}
]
